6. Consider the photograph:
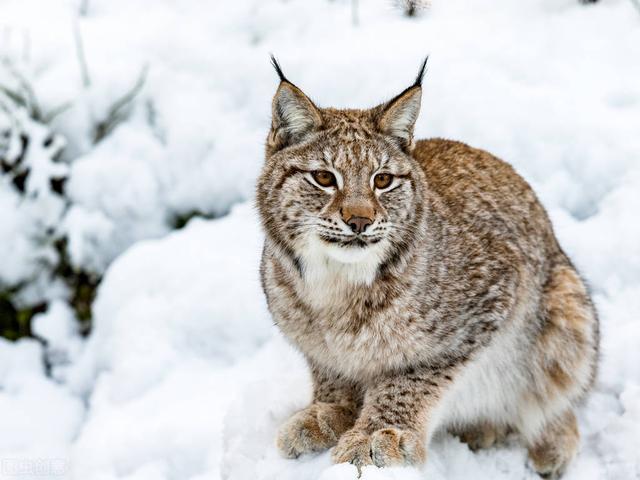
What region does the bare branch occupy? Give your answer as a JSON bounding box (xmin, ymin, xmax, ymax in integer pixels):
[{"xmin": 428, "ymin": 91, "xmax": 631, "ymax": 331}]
[
  {"xmin": 43, "ymin": 101, "xmax": 73, "ymax": 123},
  {"xmin": 79, "ymin": 0, "xmax": 90, "ymax": 16},
  {"xmin": 0, "ymin": 58, "xmax": 43, "ymax": 120},
  {"xmin": 352, "ymin": 0, "xmax": 359, "ymax": 26},
  {"xmin": 93, "ymin": 65, "xmax": 149, "ymax": 144},
  {"xmin": 73, "ymin": 20, "xmax": 91, "ymax": 88}
]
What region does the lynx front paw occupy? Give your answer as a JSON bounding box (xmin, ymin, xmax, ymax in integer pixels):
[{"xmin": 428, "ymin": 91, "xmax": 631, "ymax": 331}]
[
  {"xmin": 331, "ymin": 427, "xmax": 426, "ymax": 468},
  {"xmin": 276, "ymin": 402, "xmax": 356, "ymax": 459}
]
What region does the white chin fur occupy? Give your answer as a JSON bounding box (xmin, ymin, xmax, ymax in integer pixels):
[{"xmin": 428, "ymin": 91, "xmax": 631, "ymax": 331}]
[
  {"xmin": 324, "ymin": 242, "xmax": 373, "ymax": 264},
  {"xmin": 296, "ymin": 235, "xmax": 388, "ymax": 290}
]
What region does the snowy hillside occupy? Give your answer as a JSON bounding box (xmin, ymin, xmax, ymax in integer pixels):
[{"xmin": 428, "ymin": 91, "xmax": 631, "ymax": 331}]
[{"xmin": 1, "ymin": 0, "xmax": 639, "ymax": 479}]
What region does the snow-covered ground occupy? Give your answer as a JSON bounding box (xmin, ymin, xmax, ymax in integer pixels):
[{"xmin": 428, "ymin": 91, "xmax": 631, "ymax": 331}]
[{"xmin": 1, "ymin": 0, "xmax": 639, "ymax": 479}]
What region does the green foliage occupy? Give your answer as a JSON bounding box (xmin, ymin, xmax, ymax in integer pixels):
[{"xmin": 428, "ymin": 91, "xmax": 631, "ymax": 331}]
[
  {"xmin": 0, "ymin": 290, "xmax": 46, "ymax": 340},
  {"xmin": 52, "ymin": 238, "xmax": 100, "ymax": 335},
  {"xmin": 170, "ymin": 209, "xmax": 217, "ymax": 230}
]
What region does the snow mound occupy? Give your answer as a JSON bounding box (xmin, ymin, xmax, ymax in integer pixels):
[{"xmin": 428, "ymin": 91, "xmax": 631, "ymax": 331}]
[
  {"xmin": 0, "ymin": 338, "xmax": 84, "ymax": 478},
  {"xmin": 67, "ymin": 203, "xmax": 271, "ymax": 479}
]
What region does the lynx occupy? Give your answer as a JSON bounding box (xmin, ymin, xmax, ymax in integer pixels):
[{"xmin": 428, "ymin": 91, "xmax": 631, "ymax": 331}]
[{"xmin": 257, "ymin": 57, "xmax": 599, "ymax": 478}]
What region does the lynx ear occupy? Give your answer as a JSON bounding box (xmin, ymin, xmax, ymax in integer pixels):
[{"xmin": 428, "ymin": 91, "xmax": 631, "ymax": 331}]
[
  {"xmin": 377, "ymin": 57, "xmax": 427, "ymax": 152},
  {"xmin": 269, "ymin": 56, "xmax": 322, "ymax": 150}
]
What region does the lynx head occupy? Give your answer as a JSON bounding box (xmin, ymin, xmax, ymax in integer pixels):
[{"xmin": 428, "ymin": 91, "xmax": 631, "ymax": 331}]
[{"xmin": 257, "ymin": 58, "xmax": 428, "ymax": 281}]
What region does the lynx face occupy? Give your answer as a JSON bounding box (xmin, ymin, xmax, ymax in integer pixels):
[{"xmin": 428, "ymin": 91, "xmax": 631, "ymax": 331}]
[
  {"xmin": 269, "ymin": 135, "xmax": 424, "ymax": 266},
  {"xmin": 257, "ymin": 58, "xmax": 428, "ymax": 275}
]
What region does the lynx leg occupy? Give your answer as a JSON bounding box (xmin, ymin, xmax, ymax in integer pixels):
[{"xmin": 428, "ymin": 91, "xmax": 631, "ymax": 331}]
[
  {"xmin": 520, "ymin": 260, "xmax": 597, "ymax": 477},
  {"xmin": 277, "ymin": 364, "xmax": 361, "ymax": 458},
  {"xmin": 526, "ymin": 410, "xmax": 579, "ymax": 479},
  {"xmin": 533, "ymin": 261, "xmax": 598, "ymax": 403},
  {"xmin": 332, "ymin": 366, "xmax": 456, "ymax": 468},
  {"xmin": 452, "ymin": 422, "xmax": 509, "ymax": 451}
]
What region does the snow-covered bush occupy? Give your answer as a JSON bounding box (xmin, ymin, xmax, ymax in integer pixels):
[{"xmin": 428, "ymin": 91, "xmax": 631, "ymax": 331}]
[
  {"xmin": 0, "ymin": 56, "xmax": 169, "ymax": 340},
  {"xmin": 0, "ymin": 63, "xmax": 69, "ymax": 338},
  {"xmin": 394, "ymin": 0, "xmax": 429, "ymax": 17},
  {"xmin": 0, "ymin": 32, "xmax": 249, "ymax": 339},
  {"xmin": 0, "ymin": 56, "xmax": 150, "ymax": 339}
]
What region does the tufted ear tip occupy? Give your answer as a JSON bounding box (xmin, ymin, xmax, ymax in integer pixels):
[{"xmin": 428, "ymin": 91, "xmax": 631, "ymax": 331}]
[
  {"xmin": 270, "ymin": 54, "xmax": 289, "ymax": 84},
  {"xmin": 413, "ymin": 56, "xmax": 429, "ymax": 88},
  {"xmin": 269, "ymin": 58, "xmax": 322, "ymax": 151},
  {"xmin": 376, "ymin": 58, "xmax": 427, "ymax": 152}
]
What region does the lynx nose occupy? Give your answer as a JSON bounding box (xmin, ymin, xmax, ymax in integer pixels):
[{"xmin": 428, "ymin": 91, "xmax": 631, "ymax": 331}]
[
  {"xmin": 346, "ymin": 216, "xmax": 373, "ymax": 234},
  {"xmin": 341, "ymin": 205, "xmax": 375, "ymax": 234}
]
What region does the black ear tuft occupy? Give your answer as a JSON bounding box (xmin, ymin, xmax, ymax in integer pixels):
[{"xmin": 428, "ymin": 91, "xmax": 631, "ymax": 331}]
[
  {"xmin": 270, "ymin": 54, "xmax": 290, "ymax": 83},
  {"xmin": 413, "ymin": 56, "xmax": 429, "ymax": 88},
  {"xmin": 268, "ymin": 61, "xmax": 322, "ymax": 151}
]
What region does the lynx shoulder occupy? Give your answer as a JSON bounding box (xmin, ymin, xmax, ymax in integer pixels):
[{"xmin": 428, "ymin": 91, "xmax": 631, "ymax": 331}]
[{"xmin": 257, "ymin": 58, "xmax": 598, "ymax": 478}]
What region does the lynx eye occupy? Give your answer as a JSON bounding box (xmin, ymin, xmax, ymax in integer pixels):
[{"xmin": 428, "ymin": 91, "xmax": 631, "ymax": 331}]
[
  {"xmin": 374, "ymin": 173, "xmax": 393, "ymax": 189},
  {"xmin": 312, "ymin": 170, "xmax": 337, "ymax": 188}
]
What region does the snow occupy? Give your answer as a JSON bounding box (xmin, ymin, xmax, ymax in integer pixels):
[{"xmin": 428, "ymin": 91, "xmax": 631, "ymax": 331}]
[
  {"xmin": 1, "ymin": 0, "xmax": 639, "ymax": 479},
  {"xmin": 0, "ymin": 338, "xmax": 84, "ymax": 478},
  {"xmin": 31, "ymin": 300, "xmax": 84, "ymax": 379}
]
